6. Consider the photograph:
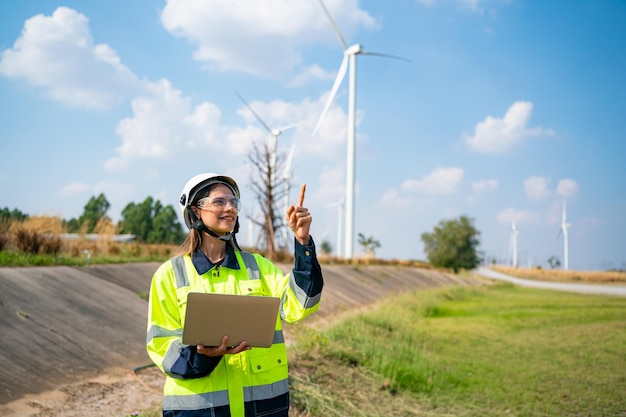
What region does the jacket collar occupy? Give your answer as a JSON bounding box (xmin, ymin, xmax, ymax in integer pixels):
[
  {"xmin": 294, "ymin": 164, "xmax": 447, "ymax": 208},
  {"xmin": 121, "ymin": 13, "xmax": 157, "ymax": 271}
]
[{"xmin": 191, "ymin": 242, "xmax": 241, "ymax": 275}]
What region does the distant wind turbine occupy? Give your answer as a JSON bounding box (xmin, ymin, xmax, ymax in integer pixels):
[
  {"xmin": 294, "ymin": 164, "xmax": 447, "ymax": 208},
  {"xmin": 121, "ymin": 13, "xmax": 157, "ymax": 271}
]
[
  {"xmin": 314, "ymin": 0, "xmax": 409, "ymax": 259},
  {"xmin": 236, "ymin": 91, "xmax": 298, "ymax": 188},
  {"xmin": 559, "ymin": 199, "xmax": 570, "ymax": 270},
  {"xmin": 509, "ymin": 221, "xmax": 519, "ymax": 268},
  {"xmin": 328, "ymin": 199, "xmax": 344, "ymax": 258}
]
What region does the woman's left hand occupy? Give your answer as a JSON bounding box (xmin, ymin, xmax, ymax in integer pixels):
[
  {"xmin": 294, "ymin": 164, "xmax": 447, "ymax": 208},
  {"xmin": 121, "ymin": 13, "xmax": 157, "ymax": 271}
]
[{"xmin": 286, "ymin": 184, "xmax": 312, "ymax": 246}]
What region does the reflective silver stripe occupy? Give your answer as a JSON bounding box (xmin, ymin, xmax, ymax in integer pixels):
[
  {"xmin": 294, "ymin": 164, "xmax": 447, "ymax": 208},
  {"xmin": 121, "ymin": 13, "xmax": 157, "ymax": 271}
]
[
  {"xmin": 244, "ymin": 378, "xmax": 289, "ymax": 402},
  {"xmin": 161, "ymin": 380, "xmax": 288, "ymax": 410},
  {"xmin": 162, "ymin": 339, "xmax": 186, "ymax": 378},
  {"xmin": 172, "ymin": 256, "xmax": 188, "ymax": 288},
  {"xmin": 163, "ymin": 389, "xmax": 230, "ymax": 410},
  {"xmin": 287, "ymin": 274, "xmax": 322, "ymax": 308},
  {"xmin": 240, "ymin": 251, "xmax": 260, "ymax": 280},
  {"xmin": 147, "ymin": 325, "xmax": 182, "ymax": 344}
]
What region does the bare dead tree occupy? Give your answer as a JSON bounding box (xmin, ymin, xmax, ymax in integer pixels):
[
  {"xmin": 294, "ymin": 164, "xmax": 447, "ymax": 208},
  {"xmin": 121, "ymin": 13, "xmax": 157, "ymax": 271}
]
[{"xmin": 247, "ymin": 141, "xmax": 291, "ymax": 259}]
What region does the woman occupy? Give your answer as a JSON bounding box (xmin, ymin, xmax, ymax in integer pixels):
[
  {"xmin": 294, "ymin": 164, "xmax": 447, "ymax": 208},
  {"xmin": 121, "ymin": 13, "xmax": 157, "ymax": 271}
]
[{"xmin": 146, "ymin": 172, "xmax": 323, "ymax": 417}]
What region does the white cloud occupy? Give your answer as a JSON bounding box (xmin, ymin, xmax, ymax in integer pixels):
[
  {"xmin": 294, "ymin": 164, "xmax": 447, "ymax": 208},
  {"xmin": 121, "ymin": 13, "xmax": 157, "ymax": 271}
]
[
  {"xmin": 524, "ymin": 176, "xmax": 550, "ymax": 201},
  {"xmin": 465, "ymin": 101, "xmax": 554, "ymax": 153},
  {"xmin": 59, "ymin": 182, "xmax": 90, "ymax": 196},
  {"xmin": 108, "ymin": 79, "xmax": 228, "ymax": 169},
  {"xmin": 160, "ymin": 0, "xmax": 379, "ymax": 77},
  {"xmin": 0, "ymin": 7, "xmax": 142, "ymax": 109},
  {"xmin": 471, "ymin": 178, "xmax": 498, "ymax": 194},
  {"xmin": 381, "ymin": 188, "xmax": 413, "ymax": 211},
  {"xmin": 107, "ymin": 80, "xmax": 347, "ymax": 171},
  {"xmin": 401, "ymin": 167, "xmax": 464, "ymax": 195},
  {"xmin": 287, "ymin": 64, "xmax": 337, "ymax": 87},
  {"xmin": 497, "ymin": 208, "xmax": 539, "ymax": 224},
  {"xmin": 556, "ymin": 178, "xmax": 579, "ymax": 198},
  {"xmin": 235, "ymin": 93, "xmax": 349, "ymax": 158}
]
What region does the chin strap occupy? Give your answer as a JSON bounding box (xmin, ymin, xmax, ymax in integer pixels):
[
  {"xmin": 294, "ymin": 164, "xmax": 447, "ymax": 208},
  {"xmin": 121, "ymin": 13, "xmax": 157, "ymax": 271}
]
[{"xmin": 191, "ymin": 218, "xmax": 233, "ymax": 241}]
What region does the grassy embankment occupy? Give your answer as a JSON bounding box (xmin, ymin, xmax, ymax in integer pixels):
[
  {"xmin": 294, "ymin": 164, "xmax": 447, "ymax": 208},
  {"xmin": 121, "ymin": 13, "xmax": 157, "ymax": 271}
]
[
  {"xmin": 289, "ymin": 282, "xmax": 626, "ymax": 416},
  {"xmin": 133, "ymin": 280, "xmax": 626, "ymax": 417}
]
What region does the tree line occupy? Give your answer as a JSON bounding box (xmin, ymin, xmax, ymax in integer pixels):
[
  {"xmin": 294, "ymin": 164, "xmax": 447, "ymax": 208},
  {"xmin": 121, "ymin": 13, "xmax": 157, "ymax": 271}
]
[
  {"xmin": 1, "ymin": 201, "xmax": 482, "ymax": 271},
  {"xmin": 1, "ymin": 193, "xmax": 185, "ymax": 245},
  {"xmin": 2, "ymin": 197, "xmax": 483, "ymax": 272}
]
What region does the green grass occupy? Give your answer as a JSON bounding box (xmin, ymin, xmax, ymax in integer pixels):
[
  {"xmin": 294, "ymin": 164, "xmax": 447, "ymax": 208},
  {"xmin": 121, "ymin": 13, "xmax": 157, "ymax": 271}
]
[
  {"xmin": 0, "ymin": 250, "xmax": 167, "ymax": 267},
  {"xmin": 288, "ymin": 283, "xmax": 626, "ymax": 417}
]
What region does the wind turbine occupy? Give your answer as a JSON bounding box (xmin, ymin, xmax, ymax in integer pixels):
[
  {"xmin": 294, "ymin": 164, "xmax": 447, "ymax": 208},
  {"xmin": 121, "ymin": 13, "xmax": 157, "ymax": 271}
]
[
  {"xmin": 314, "ymin": 0, "xmax": 409, "ymax": 259},
  {"xmin": 509, "ymin": 221, "xmax": 519, "ymax": 268},
  {"xmin": 236, "ymin": 92, "xmax": 298, "ymax": 188},
  {"xmin": 237, "ymin": 92, "xmax": 300, "ymax": 252},
  {"xmin": 560, "ymin": 199, "xmax": 570, "ymax": 270},
  {"xmin": 327, "ymin": 199, "xmax": 344, "ymax": 258}
]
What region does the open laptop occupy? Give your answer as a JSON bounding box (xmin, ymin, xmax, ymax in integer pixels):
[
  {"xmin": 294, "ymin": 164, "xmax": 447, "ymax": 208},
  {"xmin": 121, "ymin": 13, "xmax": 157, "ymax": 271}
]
[{"xmin": 182, "ymin": 292, "xmax": 281, "ymax": 348}]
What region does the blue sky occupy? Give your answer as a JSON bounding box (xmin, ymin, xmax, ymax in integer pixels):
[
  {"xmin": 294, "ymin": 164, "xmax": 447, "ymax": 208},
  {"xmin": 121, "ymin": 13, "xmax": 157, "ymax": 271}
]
[{"xmin": 1, "ymin": 0, "xmax": 625, "ymax": 270}]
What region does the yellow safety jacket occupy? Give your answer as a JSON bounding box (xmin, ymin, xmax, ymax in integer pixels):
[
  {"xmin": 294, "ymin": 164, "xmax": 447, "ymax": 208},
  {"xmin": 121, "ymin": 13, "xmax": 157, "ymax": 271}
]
[{"xmin": 146, "ymin": 240, "xmax": 323, "ymax": 417}]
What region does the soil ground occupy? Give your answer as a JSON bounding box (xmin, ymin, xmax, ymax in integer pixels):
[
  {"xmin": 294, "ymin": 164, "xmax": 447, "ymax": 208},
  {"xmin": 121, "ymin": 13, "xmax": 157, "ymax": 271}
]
[{"xmin": 0, "ymin": 262, "xmax": 483, "ymax": 417}]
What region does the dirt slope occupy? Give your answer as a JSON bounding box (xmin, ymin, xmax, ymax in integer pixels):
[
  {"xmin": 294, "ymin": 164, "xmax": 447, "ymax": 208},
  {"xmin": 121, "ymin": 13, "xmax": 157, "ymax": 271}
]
[{"xmin": 0, "ymin": 261, "xmax": 482, "ymax": 416}]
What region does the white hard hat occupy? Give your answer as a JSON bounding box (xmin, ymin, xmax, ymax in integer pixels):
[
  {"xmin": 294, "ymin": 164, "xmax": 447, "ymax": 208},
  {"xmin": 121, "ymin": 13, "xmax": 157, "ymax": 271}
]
[{"xmin": 179, "ymin": 173, "xmax": 240, "ymax": 230}]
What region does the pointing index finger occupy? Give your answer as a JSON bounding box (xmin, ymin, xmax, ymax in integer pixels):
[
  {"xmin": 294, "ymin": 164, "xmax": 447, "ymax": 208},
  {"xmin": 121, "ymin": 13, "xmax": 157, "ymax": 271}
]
[{"xmin": 298, "ymin": 184, "xmax": 306, "ymax": 207}]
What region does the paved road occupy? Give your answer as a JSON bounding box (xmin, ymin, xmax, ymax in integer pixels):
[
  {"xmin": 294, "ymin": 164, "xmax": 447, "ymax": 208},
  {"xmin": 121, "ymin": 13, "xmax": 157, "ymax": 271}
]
[{"xmin": 476, "ymin": 267, "xmax": 626, "ymax": 297}]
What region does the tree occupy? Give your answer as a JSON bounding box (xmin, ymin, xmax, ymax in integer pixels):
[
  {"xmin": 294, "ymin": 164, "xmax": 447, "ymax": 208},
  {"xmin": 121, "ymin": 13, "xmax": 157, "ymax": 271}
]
[
  {"xmin": 0, "ymin": 207, "xmax": 28, "ymax": 222},
  {"xmin": 120, "ymin": 197, "xmax": 156, "ymax": 242},
  {"xmin": 247, "ymin": 141, "xmax": 290, "ymax": 259},
  {"xmin": 358, "ymin": 233, "xmax": 381, "ymax": 257},
  {"xmin": 119, "ymin": 197, "xmax": 184, "ymax": 244},
  {"xmin": 148, "ymin": 205, "xmax": 185, "ymax": 244},
  {"xmin": 421, "ymin": 215, "xmax": 481, "ymax": 273},
  {"xmin": 547, "ymin": 256, "xmax": 561, "ymax": 269},
  {"xmin": 78, "ymin": 193, "xmax": 111, "ymax": 233},
  {"xmin": 320, "ymin": 240, "xmax": 332, "ymax": 255}
]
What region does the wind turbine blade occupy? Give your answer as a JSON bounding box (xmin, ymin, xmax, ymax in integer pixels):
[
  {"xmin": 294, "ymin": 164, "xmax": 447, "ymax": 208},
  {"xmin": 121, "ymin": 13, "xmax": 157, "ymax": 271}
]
[
  {"xmin": 362, "ymin": 50, "xmax": 412, "ymax": 63},
  {"xmin": 276, "ymin": 121, "xmax": 301, "ymax": 133},
  {"xmin": 313, "ymin": 55, "xmax": 348, "ymax": 135},
  {"xmin": 317, "ymin": 0, "xmax": 348, "ymax": 50},
  {"xmin": 235, "ymin": 91, "xmax": 273, "ymax": 134}
]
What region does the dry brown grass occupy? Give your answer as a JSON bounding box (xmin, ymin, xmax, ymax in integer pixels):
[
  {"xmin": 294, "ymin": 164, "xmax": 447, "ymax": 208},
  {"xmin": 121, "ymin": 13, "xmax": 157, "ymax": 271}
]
[
  {"xmin": 491, "ymin": 265, "xmax": 626, "ymax": 284},
  {"xmin": 316, "ymin": 253, "xmax": 434, "ymax": 269},
  {"xmin": 0, "ymin": 215, "xmax": 182, "ymax": 260}
]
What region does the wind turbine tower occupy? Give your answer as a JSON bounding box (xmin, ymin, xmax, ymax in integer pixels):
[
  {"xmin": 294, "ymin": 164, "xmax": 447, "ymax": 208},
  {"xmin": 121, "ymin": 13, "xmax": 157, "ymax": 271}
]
[
  {"xmin": 510, "ymin": 221, "xmax": 519, "ymax": 268},
  {"xmin": 328, "ymin": 199, "xmax": 344, "ymax": 258},
  {"xmin": 314, "ymin": 0, "xmax": 408, "ymax": 259},
  {"xmin": 561, "ymin": 199, "xmax": 570, "ymax": 270}
]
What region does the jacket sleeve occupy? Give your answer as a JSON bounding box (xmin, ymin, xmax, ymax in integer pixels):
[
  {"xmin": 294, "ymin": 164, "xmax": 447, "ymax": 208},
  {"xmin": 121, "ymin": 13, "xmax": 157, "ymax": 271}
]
[
  {"xmin": 259, "ymin": 237, "xmax": 323, "ymax": 323},
  {"xmin": 146, "ymin": 260, "xmax": 221, "ymax": 379},
  {"xmin": 292, "ymin": 237, "xmax": 324, "ymax": 296}
]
